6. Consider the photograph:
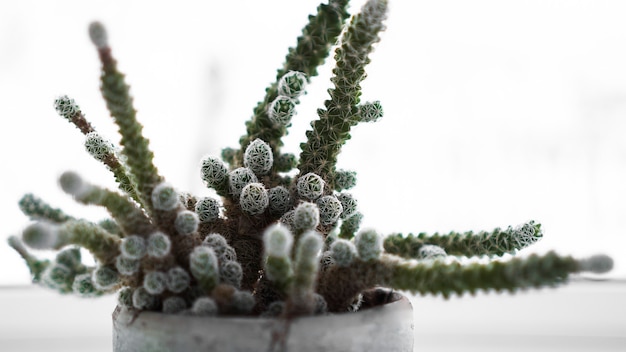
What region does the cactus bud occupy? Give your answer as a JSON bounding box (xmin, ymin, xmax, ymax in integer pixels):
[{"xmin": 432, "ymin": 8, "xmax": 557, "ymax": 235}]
[
  {"xmin": 316, "ymin": 195, "xmax": 343, "ymax": 225},
  {"xmin": 268, "ymin": 186, "xmax": 291, "ymax": 215},
  {"xmin": 189, "ymin": 246, "xmax": 219, "ymax": 290},
  {"xmin": 279, "ymin": 210, "xmax": 295, "ymax": 229},
  {"xmin": 336, "ymin": 193, "xmax": 358, "ymax": 219},
  {"xmin": 22, "ymin": 222, "xmax": 60, "ymax": 249},
  {"xmin": 175, "ymin": 210, "xmax": 199, "ymax": 235},
  {"xmin": 152, "ymin": 182, "xmax": 180, "ymax": 211},
  {"xmin": 115, "ymin": 255, "xmax": 140, "ymax": 276},
  {"xmin": 263, "ymin": 223, "xmax": 294, "ymax": 258},
  {"xmin": 92, "ymin": 265, "xmax": 119, "ymax": 290},
  {"xmin": 355, "ymin": 228, "xmax": 382, "ymax": 261},
  {"xmin": 132, "ymin": 287, "xmax": 157, "ymax": 310},
  {"xmin": 264, "ymin": 224, "xmax": 294, "ymax": 287},
  {"xmin": 146, "ymin": 231, "xmax": 171, "ymax": 258},
  {"xmin": 162, "ymin": 296, "xmax": 187, "ymax": 314},
  {"xmin": 330, "ymin": 239, "xmax": 357, "ymax": 267},
  {"xmin": 203, "ymin": 233, "xmax": 237, "ymax": 263},
  {"xmin": 42, "ymin": 263, "xmax": 73, "ymax": 291},
  {"xmin": 243, "ymin": 138, "xmax": 274, "ymax": 176},
  {"xmin": 579, "ymin": 254, "xmax": 614, "ymax": 274},
  {"xmin": 143, "ymin": 271, "xmax": 168, "ymax": 295},
  {"xmin": 357, "ymin": 100, "xmax": 383, "ymax": 122},
  {"xmin": 268, "ymin": 96, "xmax": 297, "ymax": 126},
  {"xmin": 293, "ymin": 202, "xmax": 320, "ymax": 231},
  {"xmin": 239, "ymin": 183, "xmax": 269, "ymax": 215},
  {"xmin": 72, "ymin": 273, "xmax": 101, "ymax": 297},
  {"xmin": 191, "ymin": 297, "xmax": 218, "ymax": 316},
  {"xmin": 200, "ymin": 156, "xmax": 229, "ymax": 189},
  {"xmin": 84, "ymin": 132, "xmax": 115, "ymax": 162},
  {"xmin": 88, "ymin": 21, "xmax": 108, "ymax": 48},
  {"xmin": 334, "ymin": 169, "xmax": 357, "ymax": 191},
  {"xmin": 166, "ymin": 267, "xmax": 191, "ymax": 294},
  {"xmin": 511, "ymin": 221, "xmax": 543, "ymax": 248},
  {"xmin": 195, "ymin": 197, "xmax": 220, "ymax": 223},
  {"xmin": 228, "ymin": 167, "xmax": 258, "ymax": 198},
  {"xmin": 54, "ymin": 95, "xmax": 80, "ymax": 120},
  {"xmin": 220, "ymin": 261, "xmax": 243, "ymax": 288},
  {"xmin": 117, "ymin": 287, "xmax": 133, "ymax": 308},
  {"xmin": 418, "ymin": 244, "xmax": 447, "ymax": 260},
  {"xmin": 340, "ymin": 211, "xmax": 363, "ymax": 238},
  {"xmin": 297, "ymin": 173, "xmax": 325, "ymax": 200},
  {"xmin": 59, "ymin": 171, "xmax": 90, "ymax": 199},
  {"xmin": 278, "ymin": 71, "xmax": 307, "ymax": 98},
  {"xmin": 120, "ymin": 235, "xmax": 146, "ymax": 259}
]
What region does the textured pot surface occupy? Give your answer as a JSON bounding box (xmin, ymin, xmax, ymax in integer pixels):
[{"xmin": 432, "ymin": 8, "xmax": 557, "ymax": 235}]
[{"xmin": 112, "ymin": 294, "xmax": 413, "ymax": 352}]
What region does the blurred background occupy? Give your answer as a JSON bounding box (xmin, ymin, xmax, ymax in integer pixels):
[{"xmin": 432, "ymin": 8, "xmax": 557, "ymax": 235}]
[{"xmin": 0, "ymin": 0, "xmax": 624, "ymax": 351}]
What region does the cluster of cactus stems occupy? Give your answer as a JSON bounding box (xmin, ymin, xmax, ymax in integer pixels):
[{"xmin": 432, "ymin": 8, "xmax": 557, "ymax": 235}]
[{"xmin": 8, "ymin": 0, "xmax": 613, "ymax": 318}]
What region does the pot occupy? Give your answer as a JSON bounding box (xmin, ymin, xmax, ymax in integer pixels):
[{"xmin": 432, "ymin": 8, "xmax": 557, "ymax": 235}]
[{"xmin": 112, "ymin": 289, "xmax": 414, "ymax": 352}]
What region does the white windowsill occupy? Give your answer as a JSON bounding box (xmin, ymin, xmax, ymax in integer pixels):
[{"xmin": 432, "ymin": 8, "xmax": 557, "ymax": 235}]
[{"xmin": 0, "ymin": 279, "xmax": 624, "ymax": 352}]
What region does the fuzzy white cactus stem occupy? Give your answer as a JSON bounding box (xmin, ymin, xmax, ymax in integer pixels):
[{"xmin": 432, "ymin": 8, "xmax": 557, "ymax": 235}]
[
  {"xmin": 22, "ymin": 220, "xmax": 120, "ymax": 265},
  {"xmin": 289, "ymin": 230, "xmax": 323, "ymax": 314},
  {"xmin": 190, "ymin": 246, "xmax": 220, "ymax": 292},
  {"xmin": 59, "ymin": 171, "xmax": 153, "ymax": 237},
  {"xmin": 263, "ymin": 224, "xmax": 294, "ymax": 291}
]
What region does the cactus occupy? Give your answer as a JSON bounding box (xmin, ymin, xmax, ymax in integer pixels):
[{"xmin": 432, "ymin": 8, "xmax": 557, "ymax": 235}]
[{"xmin": 8, "ymin": 0, "xmax": 613, "ymax": 323}]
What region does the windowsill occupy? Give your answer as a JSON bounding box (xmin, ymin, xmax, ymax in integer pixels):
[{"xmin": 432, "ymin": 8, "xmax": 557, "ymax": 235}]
[{"xmin": 0, "ymin": 279, "xmax": 624, "ymax": 352}]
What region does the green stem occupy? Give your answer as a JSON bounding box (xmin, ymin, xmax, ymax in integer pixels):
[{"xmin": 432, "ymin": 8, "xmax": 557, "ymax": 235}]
[
  {"xmin": 73, "ymin": 183, "xmax": 154, "ymax": 238},
  {"xmin": 319, "ymin": 251, "xmax": 593, "ymax": 312},
  {"xmin": 7, "ymin": 236, "xmax": 50, "ymax": 283},
  {"xmin": 238, "ymin": 0, "xmax": 351, "ymax": 167},
  {"xmin": 54, "ymin": 96, "xmax": 141, "ymax": 204},
  {"xmin": 298, "ymin": 0, "xmax": 388, "ymax": 188},
  {"xmin": 93, "ymin": 34, "xmax": 162, "ymax": 213},
  {"xmin": 384, "ymin": 221, "xmax": 543, "ymax": 258},
  {"xmin": 58, "ymin": 220, "xmax": 121, "ymax": 265},
  {"xmin": 18, "ymin": 193, "xmax": 74, "ymax": 223}
]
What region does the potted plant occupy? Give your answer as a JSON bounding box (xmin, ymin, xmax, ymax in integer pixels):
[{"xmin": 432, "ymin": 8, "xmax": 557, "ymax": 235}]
[{"xmin": 8, "ymin": 0, "xmax": 613, "ymax": 351}]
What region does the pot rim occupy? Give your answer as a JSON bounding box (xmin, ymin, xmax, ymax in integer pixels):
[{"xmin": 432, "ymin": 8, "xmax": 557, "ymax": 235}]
[
  {"xmin": 112, "ymin": 288, "xmax": 414, "ymax": 352},
  {"xmin": 113, "ymin": 288, "xmax": 411, "ymax": 322}
]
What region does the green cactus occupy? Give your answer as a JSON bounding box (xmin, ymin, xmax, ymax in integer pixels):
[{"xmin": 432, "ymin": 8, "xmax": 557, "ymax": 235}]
[{"xmin": 8, "ymin": 0, "xmax": 613, "ymax": 321}]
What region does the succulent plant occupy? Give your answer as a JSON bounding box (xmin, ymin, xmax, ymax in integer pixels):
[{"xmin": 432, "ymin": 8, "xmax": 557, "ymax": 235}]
[{"xmin": 8, "ymin": 0, "xmax": 612, "ymax": 319}]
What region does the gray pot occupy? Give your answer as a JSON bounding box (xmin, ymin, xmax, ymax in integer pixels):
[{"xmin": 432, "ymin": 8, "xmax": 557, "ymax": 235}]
[{"xmin": 112, "ymin": 291, "xmax": 414, "ymax": 352}]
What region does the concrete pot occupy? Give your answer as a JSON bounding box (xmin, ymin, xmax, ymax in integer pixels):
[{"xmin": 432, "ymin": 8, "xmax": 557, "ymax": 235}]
[{"xmin": 112, "ymin": 289, "xmax": 414, "ymax": 352}]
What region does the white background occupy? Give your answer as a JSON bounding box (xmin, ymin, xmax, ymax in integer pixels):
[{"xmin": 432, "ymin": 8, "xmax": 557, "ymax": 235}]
[
  {"xmin": 1, "ymin": 0, "xmax": 624, "ymax": 280},
  {"xmin": 0, "ymin": 0, "xmax": 625, "ymax": 350}
]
